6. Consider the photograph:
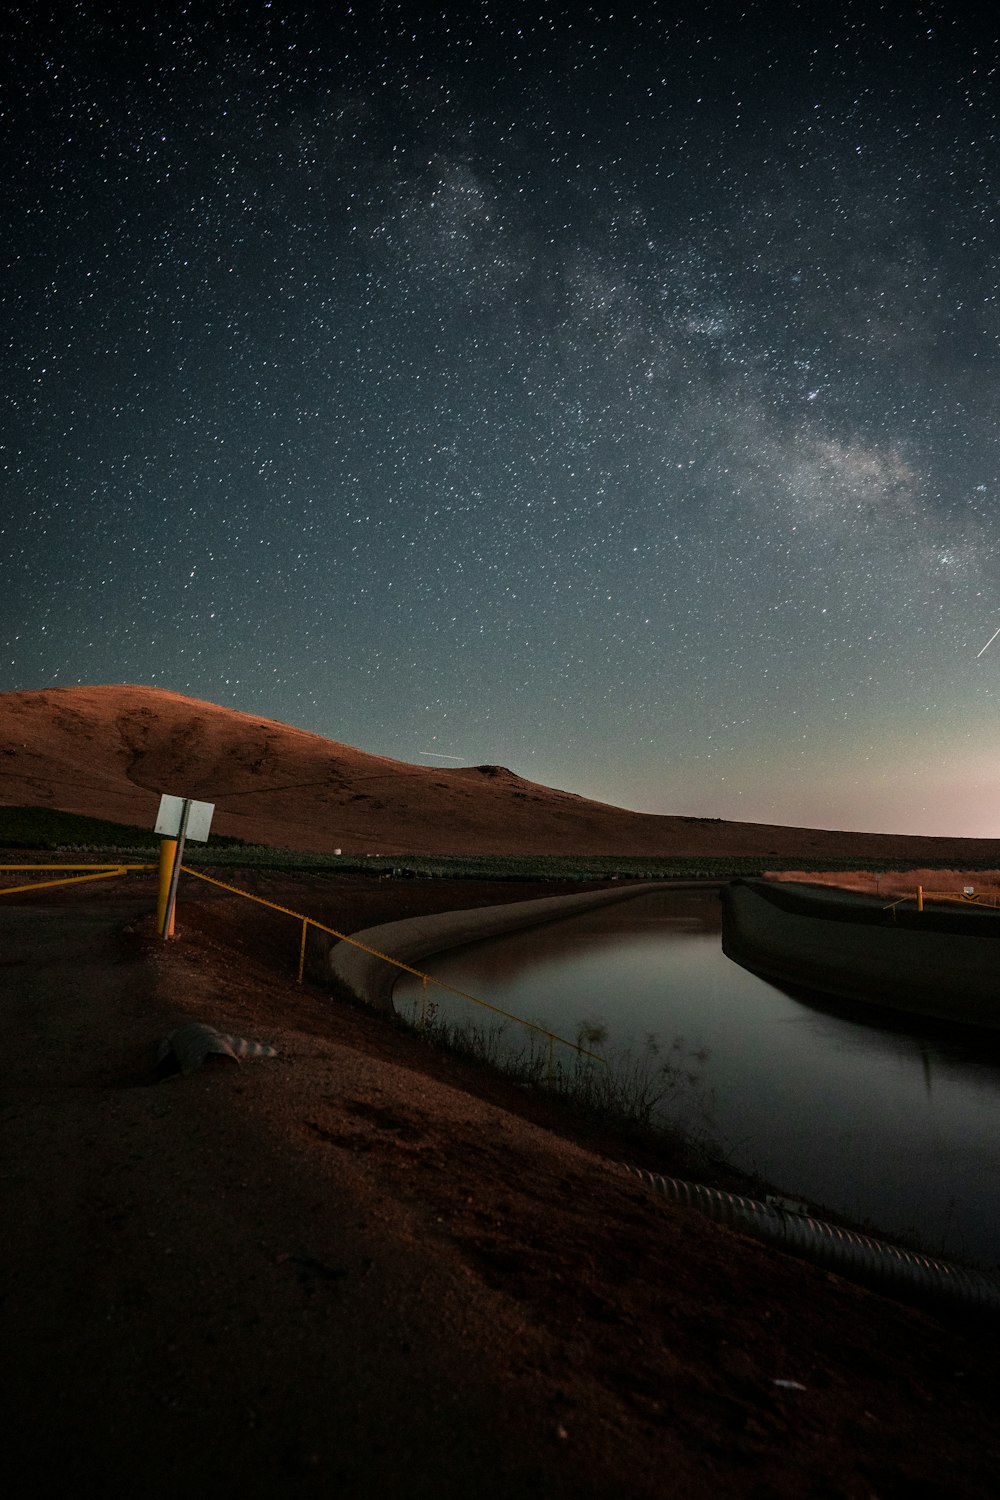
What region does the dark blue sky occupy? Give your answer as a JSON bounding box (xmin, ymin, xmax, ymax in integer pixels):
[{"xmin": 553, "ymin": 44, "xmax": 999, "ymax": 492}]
[{"xmin": 4, "ymin": 2, "xmax": 1000, "ymax": 835}]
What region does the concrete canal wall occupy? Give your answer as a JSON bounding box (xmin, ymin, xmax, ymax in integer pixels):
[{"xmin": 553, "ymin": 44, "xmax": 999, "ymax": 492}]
[
  {"xmin": 326, "ymin": 881, "xmax": 691, "ymax": 1011},
  {"xmin": 722, "ymin": 879, "xmax": 1000, "ymax": 1030}
]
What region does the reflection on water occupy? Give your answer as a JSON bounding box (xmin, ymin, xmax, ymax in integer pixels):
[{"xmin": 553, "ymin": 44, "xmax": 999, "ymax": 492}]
[{"xmin": 395, "ymin": 889, "xmax": 1000, "ymax": 1268}]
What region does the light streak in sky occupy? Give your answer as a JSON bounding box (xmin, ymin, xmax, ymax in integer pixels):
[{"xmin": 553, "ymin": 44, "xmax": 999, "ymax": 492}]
[
  {"xmin": 418, "ymin": 751, "xmax": 466, "ymax": 760},
  {"xmin": 975, "ymin": 626, "xmax": 1000, "ymax": 659}
]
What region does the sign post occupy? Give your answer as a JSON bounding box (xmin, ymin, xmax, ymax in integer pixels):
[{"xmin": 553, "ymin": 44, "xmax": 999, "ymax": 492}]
[
  {"xmin": 156, "ymin": 837, "xmax": 178, "ymax": 936},
  {"xmin": 154, "ymin": 794, "xmax": 215, "ymax": 938}
]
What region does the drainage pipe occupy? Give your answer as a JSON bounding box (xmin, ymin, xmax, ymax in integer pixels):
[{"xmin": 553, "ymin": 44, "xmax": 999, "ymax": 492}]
[{"xmin": 623, "ymin": 1166, "xmax": 1000, "ymax": 1320}]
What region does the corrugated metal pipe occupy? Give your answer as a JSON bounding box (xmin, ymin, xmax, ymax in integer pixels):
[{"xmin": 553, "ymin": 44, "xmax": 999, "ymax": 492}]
[{"xmin": 623, "ymin": 1166, "xmax": 1000, "ymax": 1320}]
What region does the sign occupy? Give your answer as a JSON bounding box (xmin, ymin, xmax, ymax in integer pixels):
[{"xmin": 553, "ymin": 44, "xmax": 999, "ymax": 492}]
[
  {"xmin": 964, "ymin": 886, "xmax": 975, "ymax": 895},
  {"xmin": 154, "ymin": 794, "xmax": 215, "ymax": 844},
  {"xmin": 154, "ymin": 793, "xmax": 217, "ymax": 939}
]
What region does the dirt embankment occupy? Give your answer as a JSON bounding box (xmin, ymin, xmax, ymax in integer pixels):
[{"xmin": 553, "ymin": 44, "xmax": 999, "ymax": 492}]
[
  {"xmin": 765, "ymin": 867, "xmax": 1000, "ymax": 902},
  {"xmin": 2, "ymin": 870, "xmax": 999, "ymax": 1497}
]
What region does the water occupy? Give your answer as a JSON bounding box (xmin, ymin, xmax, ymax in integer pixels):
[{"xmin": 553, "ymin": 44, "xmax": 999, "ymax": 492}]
[{"xmin": 395, "ymin": 888, "xmax": 1000, "ymax": 1268}]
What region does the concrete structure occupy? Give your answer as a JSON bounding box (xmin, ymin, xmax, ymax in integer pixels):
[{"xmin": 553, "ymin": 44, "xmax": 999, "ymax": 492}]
[
  {"xmin": 327, "ymin": 882, "xmax": 685, "ymax": 1010},
  {"xmin": 722, "ymin": 879, "xmax": 1000, "ymax": 1030}
]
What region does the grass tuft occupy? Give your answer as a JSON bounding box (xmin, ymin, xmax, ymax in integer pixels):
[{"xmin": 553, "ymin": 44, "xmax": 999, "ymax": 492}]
[{"xmin": 405, "ymin": 999, "xmax": 716, "ymax": 1146}]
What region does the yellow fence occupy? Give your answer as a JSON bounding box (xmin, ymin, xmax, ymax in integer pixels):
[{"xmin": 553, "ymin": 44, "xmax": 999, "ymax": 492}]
[
  {"xmin": 0, "ymin": 863, "xmax": 152, "ymax": 896},
  {"xmin": 180, "ymin": 866, "xmax": 604, "ymax": 1077},
  {"xmin": 883, "ymin": 886, "xmax": 1000, "ymax": 914}
]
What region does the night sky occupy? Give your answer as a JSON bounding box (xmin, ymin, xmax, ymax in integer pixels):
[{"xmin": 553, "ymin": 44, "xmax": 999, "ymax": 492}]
[{"xmin": 4, "ymin": 3, "xmax": 1000, "ymax": 837}]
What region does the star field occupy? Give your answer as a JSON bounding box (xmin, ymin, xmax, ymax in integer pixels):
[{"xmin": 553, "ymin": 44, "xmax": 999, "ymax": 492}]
[{"xmin": 3, "ymin": 3, "xmax": 1000, "ymax": 835}]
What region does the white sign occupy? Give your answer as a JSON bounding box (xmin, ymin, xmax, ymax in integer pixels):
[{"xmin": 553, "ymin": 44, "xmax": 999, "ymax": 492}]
[
  {"xmin": 964, "ymin": 886, "xmax": 975, "ymax": 895},
  {"xmin": 154, "ymin": 794, "xmax": 215, "ymax": 844}
]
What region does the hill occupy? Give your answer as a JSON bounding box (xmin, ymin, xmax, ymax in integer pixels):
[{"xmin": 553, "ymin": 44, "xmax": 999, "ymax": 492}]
[{"xmin": 1, "ymin": 683, "xmax": 997, "ymax": 861}]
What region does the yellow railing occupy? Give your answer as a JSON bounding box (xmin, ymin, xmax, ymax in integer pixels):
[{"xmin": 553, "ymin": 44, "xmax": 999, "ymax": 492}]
[
  {"xmin": 883, "ymin": 886, "xmax": 1000, "ymax": 914},
  {"xmin": 181, "ymin": 865, "xmax": 604, "ymax": 1076},
  {"xmin": 0, "ymin": 863, "xmax": 152, "ymax": 896}
]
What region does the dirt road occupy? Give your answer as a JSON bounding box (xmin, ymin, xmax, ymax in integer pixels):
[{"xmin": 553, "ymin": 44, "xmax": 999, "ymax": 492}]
[{"xmin": 2, "ymin": 880, "xmax": 999, "ymax": 1497}]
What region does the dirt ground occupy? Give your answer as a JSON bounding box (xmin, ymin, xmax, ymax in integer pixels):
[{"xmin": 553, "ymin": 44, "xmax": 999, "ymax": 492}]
[
  {"xmin": 766, "ymin": 868, "xmax": 1000, "ymax": 903},
  {"xmin": 2, "ymin": 866, "xmax": 999, "ymax": 1498}
]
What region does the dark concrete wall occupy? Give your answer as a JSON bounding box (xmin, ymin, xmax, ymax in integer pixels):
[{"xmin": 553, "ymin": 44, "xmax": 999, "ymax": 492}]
[{"xmin": 722, "ymin": 880, "xmax": 1000, "ymax": 1030}]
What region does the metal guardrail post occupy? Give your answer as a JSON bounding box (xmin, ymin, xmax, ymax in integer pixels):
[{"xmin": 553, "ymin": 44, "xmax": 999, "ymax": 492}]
[{"xmin": 298, "ymin": 917, "xmax": 308, "ymax": 984}]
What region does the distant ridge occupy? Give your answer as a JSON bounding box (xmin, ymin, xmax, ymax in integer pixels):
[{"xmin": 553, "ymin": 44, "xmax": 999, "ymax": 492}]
[{"xmin": 1, "ymin": 684, "xmax": 997, "ymax": 861}]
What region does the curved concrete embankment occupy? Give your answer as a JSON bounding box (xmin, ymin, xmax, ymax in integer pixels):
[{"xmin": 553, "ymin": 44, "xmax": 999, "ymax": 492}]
[
  {"xmin": 723, "ymin": 879, "xmax": 1000, "ymax": 1029},
  {"xmin": 327, "ymin": 882, "xmax": 694, "ymax": 1011}
]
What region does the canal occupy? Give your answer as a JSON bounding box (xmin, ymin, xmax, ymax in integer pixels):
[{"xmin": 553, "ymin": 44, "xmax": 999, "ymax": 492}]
[{"xmin": 394, "ymin": 887, "xmax": 1000, "ymax": 1268}]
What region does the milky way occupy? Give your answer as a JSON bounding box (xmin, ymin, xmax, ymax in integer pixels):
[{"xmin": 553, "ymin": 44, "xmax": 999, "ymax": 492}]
[{"xmin": 4, "ymin": 4, "xmax": 999, "ymax": 835}]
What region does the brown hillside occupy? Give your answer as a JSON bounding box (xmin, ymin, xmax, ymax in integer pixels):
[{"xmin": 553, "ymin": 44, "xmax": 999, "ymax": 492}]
[{"xmin": 1, "ymin": 683, "xmax": 998, "ymax": 861}]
